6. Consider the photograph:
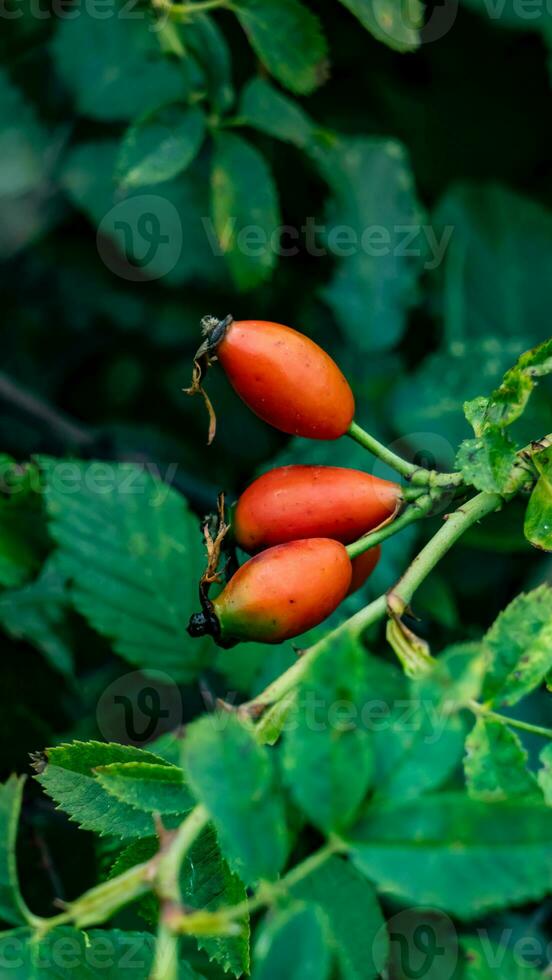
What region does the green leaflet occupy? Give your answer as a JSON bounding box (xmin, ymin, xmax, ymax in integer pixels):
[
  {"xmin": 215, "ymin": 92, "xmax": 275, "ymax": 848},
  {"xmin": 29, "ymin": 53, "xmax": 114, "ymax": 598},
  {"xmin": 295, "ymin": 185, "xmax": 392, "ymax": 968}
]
[
  {"xmin": 0, "ymin": 928, "xmax": 159, "ymax": 979},
  {"xmin": 210, "ymin": 131, "xmax": 281, "ymax": 291},
  {"xmin": 233, "ymin": 0, "xmax": 328, "ymax": 95},
  {"xmin": 35, "ymin": 741, "xmax": 175, "ymax": 839},
  {"xmin": 181, "ymin": 713, "xmax": 288, "ymax": 885},
  {"xmin": 180, "ymin": 826, "xmax": 250, "ymax": 977},
  {"xmin": 287, "ymin": 856, "xmax": 388, "ymax": 980},
  {"xmin": 537, "ymin": 744, "xmax": 552, "ymax": 805},
  {"xmin": 252, "ymin": 904, "xmax": 331, "ymax": 980},
  {"xmin": 464, "ymin": 718, "xmax": 542, "ymax": 802},
  {"xmin": 524, "ymin": 446, "xmax": 552, "ymax": 552},
  {"xmin": 347, "ymin": 793, "xmax": 552, "ymax": 919},
  {"xmin": 281, "ymin": 634, "xmax": 374, "ymax": 833},
  {"xmin": 94, "ymin": 762, "xmax": 194, "ymax": 816},
  {"xmin": 337, "ymin": 0, "xmax": 423, "ymax": 52},
  {"xmin": 482, "ymin": 585, "xmax": 552, "ymax": 706},
  {"xmin": 40, "ymin": 457, "xmax": 210, "ymax": 682},
  {"xmin": 371, "ymin": 704, "xmax": 466, "ymax": 803},
  {"xmin": 116, "ymin": 106, "xmax": 206, "ymax": 189}
]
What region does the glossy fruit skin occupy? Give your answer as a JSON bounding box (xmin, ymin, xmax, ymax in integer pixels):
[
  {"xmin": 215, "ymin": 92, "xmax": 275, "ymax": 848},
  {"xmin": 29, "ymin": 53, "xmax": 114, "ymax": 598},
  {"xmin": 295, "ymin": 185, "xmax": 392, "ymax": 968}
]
[
  {"xmin": 213, "ymin": 538, "xmax": 352, "ymax": 644},
  {"xmin": 217, "ymin": 320, "xmax": 355, "ymax": 439},
  {"xmin": 233, "ymin": 465, "xmax": 401, "ymax": 553},
  {"xmin": 348, "ymin": 546, "xmax": 381, "ymax": 596}
]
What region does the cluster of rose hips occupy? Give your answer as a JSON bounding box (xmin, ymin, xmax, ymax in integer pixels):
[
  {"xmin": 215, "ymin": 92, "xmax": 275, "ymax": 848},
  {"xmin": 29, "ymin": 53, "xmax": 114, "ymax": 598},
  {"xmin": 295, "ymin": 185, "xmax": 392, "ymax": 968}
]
[{"xmin": 187, "ymin": 316, "xmax": 402, "ymax": 648}]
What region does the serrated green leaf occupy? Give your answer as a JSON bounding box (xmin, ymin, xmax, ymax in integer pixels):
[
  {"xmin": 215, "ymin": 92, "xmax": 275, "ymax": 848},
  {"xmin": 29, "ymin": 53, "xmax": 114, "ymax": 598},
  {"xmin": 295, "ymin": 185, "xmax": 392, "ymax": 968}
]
[
  {"xmin": 459, "ymin": 340, "xmax": 552, "ymax": 475},
  {"xmin": 108, "ymin": 837, "xmax": 159, "ymax": 926},
  {"xmin": 180, "ymin": 826, "xmax": 250, "ymax": 977},
  {"xmin": 210, "ymin": 132, "xmax": 281, "ymax": 291},
  {"xmin": 537, "ymin": 743, "xmax": 552, "ymax": 805},
  {"xmin": 233, "ymin": 0, "xmax": 328, "ymax": 95},
  {"xmin": 482, "ymin": 585, "xmax": 552, "ymax": 706},
  {"xmin": 117, "ymin": 105, "xmax": 206, "ymax": 189},
  {"xmin": 317, "ymin": 138, "xmax": 426, "ymax": 352},
  {"xmin": 0, "ymin": 776, "xmax": 29, "ymax": 926},
  {"xmin": 35, "ymin": 741, "xmax": 172, "ymax": 839},
  {"xmin": 252, "ymin": 904, "xmax": 331, "ymax": 980},
  {"xmin": 0, "ymin": 927, "xmax": 158, "ymax": 979},
  {"xmin": 456, "ymin": 429, "xmax": 518, "ymax": 493},
  {"xmin": 459, "ymin": 934, "xmax": 544, "ymax": 979},
  {"xmin": 51, "ymin": 7, "xmax": 192, "ymax": 121},
  {"xmin": 524, "ymin": 446, "xmax": 552, "ymax": 552},
  {"xmin": 239, "ymin": 77, "xmax": 316, "ymax": 148},
  {"xmin": 347, "ymin": 793, "xmax": 552, "ymax": 919},
  {"xmin": 182, "ymin": 714, "xmax": 288, "ymax": 885},
  {"xmin": 40, "ymin": 458, "xmax": 210, "ymax": 682},
  {"xmin": 287, "ymin": 856, "xmax": 387, "ymax": 980},
  {"xmin": 106, "ymin": 827, "xmax": 250, "ymax": 976},
  {"xmin": 95, "ymin": 762, "xmax": 193, "ymax": 815},
  {"xmin": 337, "ymin": 0, "xmax": 423, "ymax": 52},
  {"xmin": 0, "ymin": 555, "xmax": 74, "ymax": 678},
  {"xmin": 464, "ymin": 718, "xmax": 542, "ymax": 802},
  {"xmin": 281, "ymin": 635, "xmax": 374, "ymax": 834}
]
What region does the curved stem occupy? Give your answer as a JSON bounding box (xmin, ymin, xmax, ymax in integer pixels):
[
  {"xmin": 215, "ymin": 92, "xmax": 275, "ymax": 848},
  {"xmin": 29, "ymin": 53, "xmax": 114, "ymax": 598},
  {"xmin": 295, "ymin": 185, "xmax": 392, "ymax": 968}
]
[
  {"xmin": 469, "ymin": 701, "xmax": 552, "ymax": 740},
  {"xmin": 240, "ymin": 595, "xmax": 388, "ymax": 718},
  {"xmin": 347, "ymin": 421, "xmax": 464, "ymax": 488},
  {"xmin": 346, "ymin": 497, "xmax": 431, "ymax": 559},
  {"xmin": 388, "ymin": 492, "xmax": 502, "ymax": 615},
  {"xmin": 157, "ymin": 804, "xmax": 210, "ymax": 901},
  {"xmin": 347, "ymin": 421, "xmax": 419, "ymax": 479}
]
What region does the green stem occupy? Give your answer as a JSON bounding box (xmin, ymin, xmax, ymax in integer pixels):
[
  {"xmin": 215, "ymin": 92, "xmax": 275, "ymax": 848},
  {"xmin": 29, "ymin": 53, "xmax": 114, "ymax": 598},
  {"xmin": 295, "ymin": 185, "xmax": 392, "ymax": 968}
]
[
  {"xmin": 345, "ymin": 497, "xmax": 431, "ymax": 559},
  {"xmin": 151, "ymin": 921, "xmax": 180, "ymax": 980},
  {"xmin": 157, "ymin": 804, "xmax": 210, "ymax": 901},
  {"xmin": 347, "ymin": 421, "xmax": 419, "ymax": 479},
  {"xmin": 469, "ymin": 701, "xmax": 552, "ymax": 740},
  {"xmin": 347, "ymin": 421, "xmax": 464, "ymax": 488},
  {"xmin": 64, "ymin": 860, "xmax": 154, "ymax": 930},
  {"xmin": 388, "ymin": 492, "xmax": 502, "ymax": 615},
  {"xmin": 241, "ymin": 594, "xmax": 388, "ymax": 718}
]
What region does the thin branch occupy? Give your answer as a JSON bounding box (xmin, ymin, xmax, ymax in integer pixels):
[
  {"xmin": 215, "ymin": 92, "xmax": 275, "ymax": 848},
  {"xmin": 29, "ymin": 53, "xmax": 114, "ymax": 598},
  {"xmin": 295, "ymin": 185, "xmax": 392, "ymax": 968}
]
[
  {"xmin": 345, "ymin": 496, "xmax": 432, "ymax": 559},
  {"xmin": 0, "ymin": 371, "xmax": 95, "ymax": 450},
  {"xmin": 469, "ymin": 701, "xmax": 552, "ymax": 740}
]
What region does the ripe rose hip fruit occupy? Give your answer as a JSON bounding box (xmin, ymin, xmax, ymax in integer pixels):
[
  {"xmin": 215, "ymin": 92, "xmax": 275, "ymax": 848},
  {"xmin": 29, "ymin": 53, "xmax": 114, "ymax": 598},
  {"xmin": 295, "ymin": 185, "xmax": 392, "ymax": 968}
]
[
  {"xmin": 194, "ymin": 316, "xmax": 355, "ymax": 440},
  {"xmin": 188, "ymin": 538, "xmax": 352, "ymax": 645},
  {"xmin": 233, "ymin": 465, "xmax": 401, "ymax": 553},
  {"xmin": 348, "ymin": 545, "xmax": 381, "ymax": 596}
]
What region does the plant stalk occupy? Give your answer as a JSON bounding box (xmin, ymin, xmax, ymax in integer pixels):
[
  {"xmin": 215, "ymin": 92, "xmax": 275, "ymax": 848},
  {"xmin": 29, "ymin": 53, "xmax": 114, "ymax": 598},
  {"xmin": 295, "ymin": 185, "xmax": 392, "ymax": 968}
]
[{"xmin": 469, "ymin": 701, "xmax": 552, "ymax": 740}]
